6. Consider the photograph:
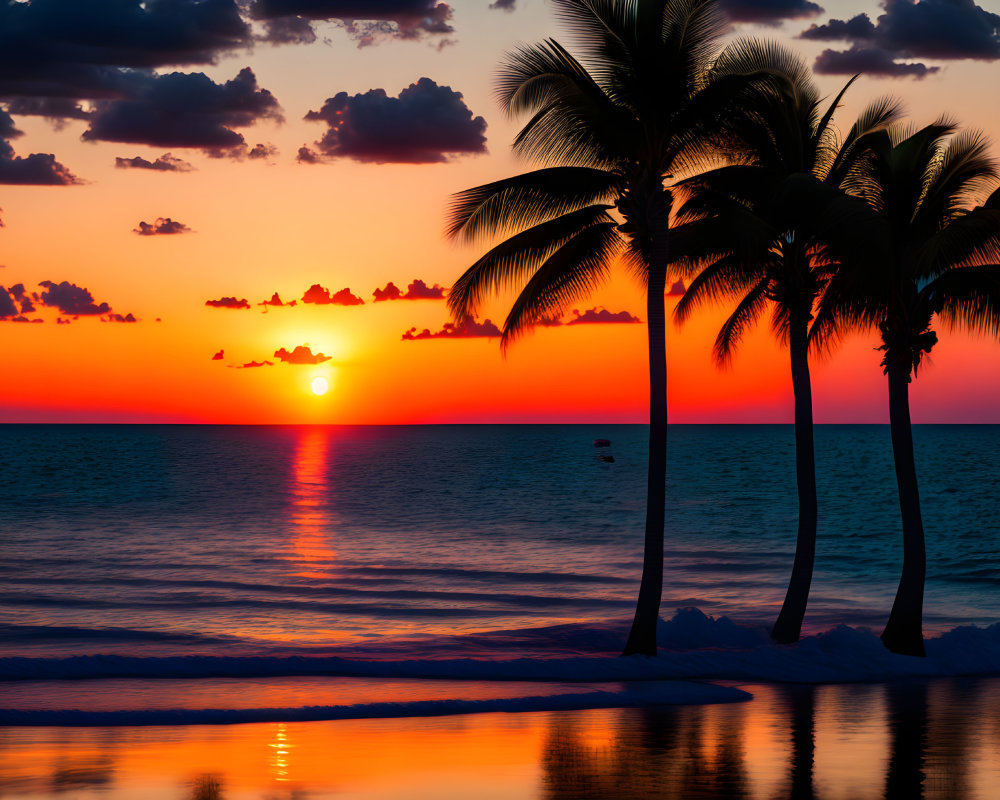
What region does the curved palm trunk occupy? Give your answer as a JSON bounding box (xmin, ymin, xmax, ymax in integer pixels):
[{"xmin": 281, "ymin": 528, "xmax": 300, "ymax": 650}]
[
  {"xmin": 881, "ymin": 362, "xmax": 927, "ymax": 657},
  {"xmin": 623, "ymin": 206, "xmax": 669, "ymax": 657},
  {"xmin": 771, "ymin": 314, "xmax": 818, "ymax": 643}
]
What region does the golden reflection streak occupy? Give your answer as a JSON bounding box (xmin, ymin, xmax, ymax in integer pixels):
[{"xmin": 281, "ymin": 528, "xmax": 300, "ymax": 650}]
[{"xmin": 287, "ymin": 427, "xmax": 337, "ymax": 579}]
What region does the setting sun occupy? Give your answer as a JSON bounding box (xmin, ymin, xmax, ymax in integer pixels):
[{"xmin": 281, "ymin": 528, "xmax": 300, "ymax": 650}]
[{"xmin": 311, "ymin": 376, "xmax": 329, "ymax": 396}]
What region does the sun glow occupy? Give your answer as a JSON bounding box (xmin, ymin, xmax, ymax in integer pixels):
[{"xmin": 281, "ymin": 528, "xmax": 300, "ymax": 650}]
[{"xmin": 311, "ymin": 376, "xmax": 329, "ymax": 396}]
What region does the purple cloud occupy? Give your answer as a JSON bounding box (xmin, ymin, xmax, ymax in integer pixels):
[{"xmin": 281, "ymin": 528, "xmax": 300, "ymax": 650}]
[
  {"xmin": 402, "ymin": 314, "xmax": 501, "ymax": 339},
  {"xmin": 567, "ymin": 307, "xmax": 641, "ymax": 325},
  {"xmin": 304, "ymin": 78, "xmax": 486, "ymax": 164},
  {"xmin": 205, "ymin": 296, "xmax": 250, "ymax": 309},
  {"xmin": 274, "ymin": 345, "xmax": 332, "ymax": 364},
  {"xmin": 373, "ymin": 278, "xmax": 446, "ymax": 301},
  {"xmin": 115, "ymin": 153, "xmax": 195, "ymax": 172},
  {"xmin": 134, "ymin": 218, "xmax": 192, "ymax": 236},
  {"xmin": 38, "ymin": 280, "xmax": 111, "ymax": 315}
]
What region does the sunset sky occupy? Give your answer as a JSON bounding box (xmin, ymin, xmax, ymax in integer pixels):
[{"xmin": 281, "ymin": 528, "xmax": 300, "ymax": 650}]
[{"xmin": 2, "ymin": 0, "xmax": 1000, "ymax": 424}]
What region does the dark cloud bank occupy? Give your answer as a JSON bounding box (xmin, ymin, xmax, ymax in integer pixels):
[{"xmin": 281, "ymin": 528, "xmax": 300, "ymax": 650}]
[
  {"xmin": 303, "ymin": 77, "xmax": 486, "ymax": 164},
  {"xmin": 801, "ymin": 0, "xmax": 1000, "ymax": 77}
]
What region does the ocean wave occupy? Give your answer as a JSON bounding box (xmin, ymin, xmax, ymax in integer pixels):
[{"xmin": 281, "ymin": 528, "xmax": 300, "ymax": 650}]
[{"xmin": 2, "ymin": 609, "xmax": 998, "ymax": 684}]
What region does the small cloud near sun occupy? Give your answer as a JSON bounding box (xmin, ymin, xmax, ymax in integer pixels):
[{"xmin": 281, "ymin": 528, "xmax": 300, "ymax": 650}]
[
  {"xmin": 134, "ymin": 217, "xmax": 192, "ymax": 236},
  {"xmin": 301, "ymin": 283, "xmax": 364, "ymax": 306},
  {"xmin": 402, "ymin": 314, "xmax": 500, "ymax": 340},
  {"xmin": 258, "ymin": 292, "xmax": 297, "ymax": 308},
  {"xmin": 373, "ymin": 278, "xmax": 446, "ymax": 301},
  {"xmin": 212, "ymin": 349, "xmax": 225, "ymax": 360},
  {"xmin": 206, "ymin": 296, "xmax": 251, "ymax": 309},
  {"xmin": 275, "ymin": 345, "xmax": 332, "ymax": 364},
  {"xmin": 102, "ymin": 312, "xmax": 138, "ymax": 322},
  {"xmin": 233, "ymin": 360, "xmax": 274, "ymax": 368},
  {"xmin": 567, "ymin": 308, "xmax": 641, "ymax": 325}
]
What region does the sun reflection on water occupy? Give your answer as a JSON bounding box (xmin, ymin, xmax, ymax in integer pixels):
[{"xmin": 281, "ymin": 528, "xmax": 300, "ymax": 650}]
[{"xmin": 287, "ymin": 427, "xmax": 337, "ymax": 579}]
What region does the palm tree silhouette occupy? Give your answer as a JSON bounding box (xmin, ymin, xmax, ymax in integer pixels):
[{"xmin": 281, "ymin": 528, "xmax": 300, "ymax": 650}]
[
  {"xmin": 815, "ymin": 122, "xmax": 1000, "ymax": 656},
  {"xmin": 671, "ymin": 60, "xmax": 900, "ymax": 643},
  {"xmin": 445, "ymin": 0, "xmax": 798, "ymax": 655}
]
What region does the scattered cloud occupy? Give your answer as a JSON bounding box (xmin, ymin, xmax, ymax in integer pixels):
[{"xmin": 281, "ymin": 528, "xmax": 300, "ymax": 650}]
[
  {"xmin": 235, "ymin": 359, "xmax": 274, "ymax": 368},
  {"xmin": 667, "ymin": 279, "xmax": 686, "ymax": 297},
  {"xmin": 402, "ymin": 314, "xmax": 501, "ymax": 339},
  {"xmin": 102, "ymin": 312, "xmax": 137, "ymax": 322},
  {"xmin": 489, "ymin": 0, "xmax": 517, "ymax": 11},
  {"xmin": 212, "ymin": 349, "xmax": 225, "ymax": 360},
  {"xmin": 301, "ymin": 283, "xmax": 364, "ymax": 305},
  {"xmin": 134, "ymin": 218, "xmax": 192, "ymax": 236},
  {"xmin": 56, "ymin": 317, "xmax": 71, "ymax": 325},
  {"xmin": 257, "ymin": 16, "xmax": 317, "ymax": 45},
  {"xmin": 296, "ymin": 145, "xmax": 322, "ymax": 164},
  {"xmin": 248, "ymin": 0, "xmax": 455, "ymax": 46},
  {"xmin": 247, "ymin": 142, "xmax": 278, "ymax": 160},
  {"xmin": 0, "ymin": 286, "xmax": 18, "ymax": 317},
  {"xmin": 38, "ymin": 280, "xmax": 111, "ymax": 315},
  {"xmin": 373, "ymin": 278, "xmax": 446, "ymax": 301},
  {"xmin": 4, "ymin": 97, "xmax": 90, "ymax": 125},
  {"xmin": 206, "ymin": 296, "xmax": 250, "ymax": 309},
  {"xmin": 718, "ymin": 0, "xmax": 822, "ymax": 23},
  {"xmin": 801, "ymin": 0, "xmax": 1000, "ymax": 77},
  {"xmin": 0, "ymin": 110, "xmax": 79, "ymax": 185},
  {"xmin": 115, "ymin": 153, "xmax": 195, "ymax": 172},
  {"xmin": 813, "ymin": 44, "xmax": 939, "ymax": 77},
  {"xmin": 259, "ymin": 292, "xmax": 296, "ymax": 307},
  {"xmin": 7, "ymin": 315, "xmax": 43, "ymax": 323},
  {"xmin": 82, "ymin": 68, "xmax": 282, "ymax": 155},
  {"xmin": 274, "ymin": 344, "xmax": 331, "ymax": 364},
  {"xmin": 9, "ymin": 283, "xmax": 35, "ymax": 313},
  {"xmin": 567, "ymin": 308, "xmax": 641, "ymax": 325},
  {"xmin": 303, "ymin": 77, "xmax": 486, "ymax": 164}
]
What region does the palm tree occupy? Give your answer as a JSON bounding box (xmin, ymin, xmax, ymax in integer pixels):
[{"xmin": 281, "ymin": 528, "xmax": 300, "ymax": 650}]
[
  {"xmin": 445, "ymin": 0, "xmax": 796, "ymax": 655},
  {"xmin": 670, "ymin": 59, "xmax": 901, "ymax": 643},
  {"xmin": 814, "ymin": 122, "xmax": 1000, "ymax": 656}
]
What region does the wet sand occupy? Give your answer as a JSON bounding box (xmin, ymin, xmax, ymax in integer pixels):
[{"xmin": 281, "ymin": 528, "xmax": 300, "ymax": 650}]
[{"xmin": 3, "ymin": 677, "xmax": 999, "ymax": 799}]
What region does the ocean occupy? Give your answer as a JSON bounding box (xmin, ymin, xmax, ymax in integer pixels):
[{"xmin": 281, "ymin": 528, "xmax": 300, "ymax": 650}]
[
  {"xmin": 2, "ymin": 423, "xmax": 998, "ymax": 668},
  {"xmin": 3, "ymin": 424, "xmax": 1000, "ymax": 798}
]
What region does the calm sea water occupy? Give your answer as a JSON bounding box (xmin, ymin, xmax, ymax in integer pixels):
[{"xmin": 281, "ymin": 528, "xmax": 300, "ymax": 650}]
[{"xmin": 1, "ymin": 423, "xmax": 997, "ymax": 662}]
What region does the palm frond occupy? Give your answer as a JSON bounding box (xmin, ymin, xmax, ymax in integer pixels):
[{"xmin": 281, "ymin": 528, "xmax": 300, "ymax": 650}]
[
  {"xmin": 917, "ymin": 129, "xmax": 998, "ymax": 229},
  {"xmin": 712, "ymin": 277, "xmax": 771, "ymax": 365},
  {"xmin": 448, "ymin": 205, "xmax": 616, "ymax": 319},
  {"xmin": 446, "ymin": 167, "xmax": 620, "ymax": 242},
  {"xmin": 500, "ymin": 221, "xmax": 623, "ymax": 347},
  {"xmin": 926, "ymin": 264, "xmax": 1000, "ymax": 338},
  {"xmin": 674, "ymin": 251, "xmax": 772, "ymax": 323}
]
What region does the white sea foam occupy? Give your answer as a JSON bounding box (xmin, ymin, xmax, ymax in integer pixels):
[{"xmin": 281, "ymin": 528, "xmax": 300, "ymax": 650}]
[{"xmin": 2, "ymin": 609, "xmax": 997, "ymax": 685}]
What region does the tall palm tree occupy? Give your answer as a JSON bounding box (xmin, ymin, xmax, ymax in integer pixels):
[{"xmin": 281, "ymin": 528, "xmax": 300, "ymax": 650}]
[
  {"xmin": 445, "ymin": 0, "xmax": 795, "ymax": 655},
  {"xmin": 815, "ymin": 122, "xmax": 1000, "ymax": 656},
  {"xmin": 670, "ymin": 59, "xmax": 901, "ymax": 643}
]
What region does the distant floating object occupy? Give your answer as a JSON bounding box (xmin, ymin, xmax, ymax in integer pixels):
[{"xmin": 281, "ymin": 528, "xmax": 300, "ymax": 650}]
[
  {"xmin": 599, "ymin": 454, "xmax": 615, "ymax": 463},
  {"xmin": 594, "ymin": 439, "xmax": 611, "ymax": 447}
]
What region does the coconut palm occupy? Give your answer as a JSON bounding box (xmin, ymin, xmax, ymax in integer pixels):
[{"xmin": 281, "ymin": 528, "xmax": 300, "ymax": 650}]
[
  {"xmin": 670, "ymin": 61, "xmax": 901, "ymax": 643},
  {"xmin": 445, "ymin": 0, "xmax": 799, "ymax": 655},
  {"xmin": 814, "ymin": 122, "xmax": 1000, "ymax": 656}
]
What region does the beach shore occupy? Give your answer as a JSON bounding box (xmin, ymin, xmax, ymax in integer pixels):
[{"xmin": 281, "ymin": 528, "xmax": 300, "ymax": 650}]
[{"xmin": 3, "ymin": 677, "xmax": 999, "ymax": 799}]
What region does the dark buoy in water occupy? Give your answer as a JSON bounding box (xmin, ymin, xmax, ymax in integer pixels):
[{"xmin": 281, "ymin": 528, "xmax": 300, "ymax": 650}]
[{"xmin": 594, "ymin": 438, "xmax": 611, "ymax": 447}]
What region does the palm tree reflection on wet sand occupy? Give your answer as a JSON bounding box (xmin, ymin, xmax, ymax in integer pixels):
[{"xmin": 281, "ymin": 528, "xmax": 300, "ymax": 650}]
[{"xmin": 540, "ymin": 680, "xmax": 999, "ymax": 800}]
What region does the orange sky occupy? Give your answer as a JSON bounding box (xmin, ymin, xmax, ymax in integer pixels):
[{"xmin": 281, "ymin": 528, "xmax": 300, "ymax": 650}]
[{"xmin": 2, "ymin": 0, "xmax": 1000, "ymax": 423}]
